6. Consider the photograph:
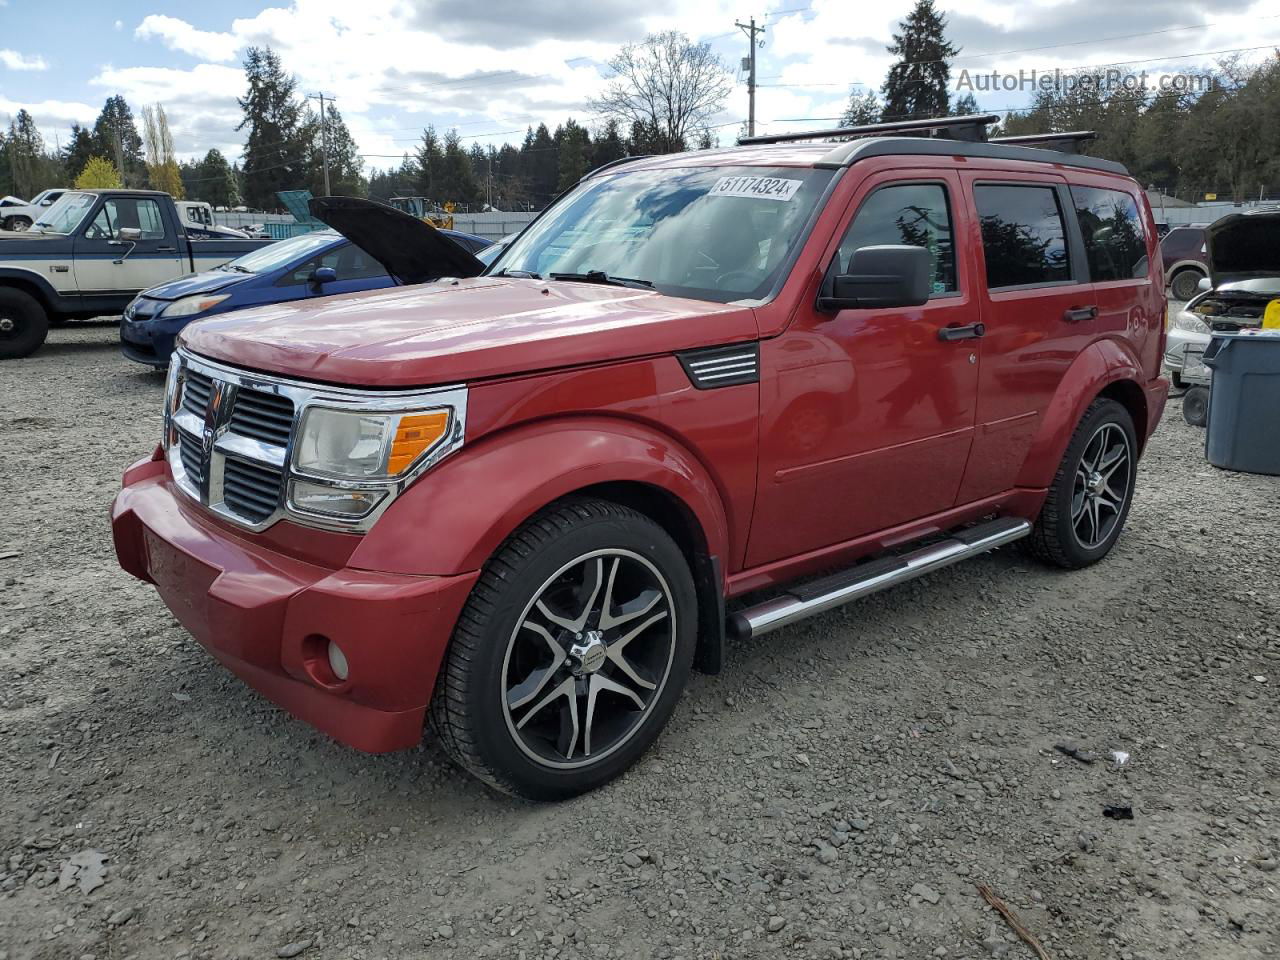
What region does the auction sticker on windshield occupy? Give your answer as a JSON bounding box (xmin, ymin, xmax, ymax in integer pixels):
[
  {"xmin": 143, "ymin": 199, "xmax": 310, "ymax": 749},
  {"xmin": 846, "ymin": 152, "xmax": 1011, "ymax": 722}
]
[{"xmin": 709, "ymin": 176, "xmax": 803, "ymax": 201}]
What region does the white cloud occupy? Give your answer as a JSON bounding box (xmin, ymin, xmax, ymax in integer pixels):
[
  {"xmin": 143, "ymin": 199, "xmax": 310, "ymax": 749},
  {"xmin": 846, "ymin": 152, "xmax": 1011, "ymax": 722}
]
[
  {"xmin": 135, "ymin": 14, "xmax": 242, "ymax": 62},
  {"xmin": 0, "ymin": 49, "xmax": 48, "ymax": 71},
  {"xmin": 115, "ymin": 20, "xmax": 123, "ymax": 31},
  {"xmin": 0, "ymin": 96, "xmax": 96, "ymax": 130}
]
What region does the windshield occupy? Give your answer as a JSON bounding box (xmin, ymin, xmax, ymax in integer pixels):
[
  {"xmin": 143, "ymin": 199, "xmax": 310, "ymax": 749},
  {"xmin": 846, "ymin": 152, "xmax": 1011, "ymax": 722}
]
[
  {"xmin": 223, "ymin": 230, "xmax": 339, "ymax": 273},
  {"xmin": 31, "ymin": 192, "xmax": 96, "ymax": 234},
  {"xmin": 492, "ymin": 165, "xmax": 833, "ymax": 303}
]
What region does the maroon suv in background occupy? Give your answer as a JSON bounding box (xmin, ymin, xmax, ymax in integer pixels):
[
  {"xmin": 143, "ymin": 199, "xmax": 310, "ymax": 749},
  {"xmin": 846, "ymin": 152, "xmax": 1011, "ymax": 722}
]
[{"xmin": 1161, "ymin": 225, "xmax": 1210, "ymax": 300}]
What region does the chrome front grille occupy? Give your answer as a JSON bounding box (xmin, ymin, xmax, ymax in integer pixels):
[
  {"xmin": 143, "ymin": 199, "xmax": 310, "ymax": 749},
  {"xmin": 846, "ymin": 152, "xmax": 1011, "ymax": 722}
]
[
  {"xmin": 223, "ymin": 457, "xmax": 285, "ymax": 523},
  {"xmin": 182, "ymin": 369, "xmax": 213, "ymax": 418},
  {"xmin": 167, "ymin": 355, "xmax": 296, "ymax": 531},
  {"xmin": 229, "ymin": 389, "xmax": 294, "ymax": 446}
]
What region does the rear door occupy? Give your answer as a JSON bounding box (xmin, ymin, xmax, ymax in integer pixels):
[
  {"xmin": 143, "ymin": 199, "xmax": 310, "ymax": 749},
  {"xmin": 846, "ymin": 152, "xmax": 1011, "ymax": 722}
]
[
  {"xmin": 954, "ymin": 173, "xmax": 1096, "ymax": 501},
  {"xmin": 73, "ymin": 196, "xmax": 183, "ymax": 296}
]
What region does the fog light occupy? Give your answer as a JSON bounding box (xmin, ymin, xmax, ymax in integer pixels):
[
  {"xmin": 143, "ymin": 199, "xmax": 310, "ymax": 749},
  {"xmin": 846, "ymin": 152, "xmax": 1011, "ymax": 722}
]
[
  {"xmin": 327, "ymin": 640, "xmax": 349, "ymax": 681},
  {"xmin": 288, "ymin": 479, "xmax": 386, "ymax": 519}
]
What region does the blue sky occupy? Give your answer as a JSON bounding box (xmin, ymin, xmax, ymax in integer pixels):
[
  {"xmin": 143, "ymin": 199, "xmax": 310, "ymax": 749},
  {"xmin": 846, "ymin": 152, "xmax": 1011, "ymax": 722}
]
[{"xmin": 3, "ymin": 0, "xmax": 1278, "ymax": 172}]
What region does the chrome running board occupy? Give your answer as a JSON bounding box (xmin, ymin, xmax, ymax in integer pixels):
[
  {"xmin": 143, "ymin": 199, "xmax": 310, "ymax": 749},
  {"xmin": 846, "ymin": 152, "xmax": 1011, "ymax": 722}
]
[{"xmin": 728, "ymin": 517, "xmax": 1031, "ymax": 640}]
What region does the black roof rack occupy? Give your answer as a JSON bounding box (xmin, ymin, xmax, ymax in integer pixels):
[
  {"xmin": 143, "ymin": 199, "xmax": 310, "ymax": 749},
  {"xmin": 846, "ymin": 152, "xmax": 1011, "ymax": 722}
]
[
  {"xmin": 989, "ymin": 131, "xmax": 1097, "ymax": 155},
  {"xmin": 738, "ymin": 113, "xmax": 1001, "ymax": 146}
]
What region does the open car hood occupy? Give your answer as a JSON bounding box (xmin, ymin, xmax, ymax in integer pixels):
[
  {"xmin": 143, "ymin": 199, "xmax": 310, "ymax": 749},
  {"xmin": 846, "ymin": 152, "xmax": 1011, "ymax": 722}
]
[
  {"xmin": 308, "ymin": 196, "xmax": 485, "ymax": 285},
  {"xmin": 1207, "ymin": 211, "xmax": 1280, "ymax": 286}
]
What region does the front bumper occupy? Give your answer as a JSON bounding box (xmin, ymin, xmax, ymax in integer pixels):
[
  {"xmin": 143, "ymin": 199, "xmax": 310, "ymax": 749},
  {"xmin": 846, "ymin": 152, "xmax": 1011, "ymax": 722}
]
[
  {"xmin": 111, "ymin": 452, "xmax": 479, "ymax": 752},
  {"xmin": 1162, "ymin": 324, "xmax": 1212, "ymax": 373},
  {"xmin": 120, "ymin": 318, "xmax": 177, "ymax": 368}
]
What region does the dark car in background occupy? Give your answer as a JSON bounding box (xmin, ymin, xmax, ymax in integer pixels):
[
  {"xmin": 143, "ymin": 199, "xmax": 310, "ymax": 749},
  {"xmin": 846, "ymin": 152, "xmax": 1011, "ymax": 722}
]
[
  {"xmin": 121, "ymin": 205, "xmax": 488, "ymax": 367},
  {"xmin": 1161, "ymin": 225, "xmax": 1210, "ymax": 300}
]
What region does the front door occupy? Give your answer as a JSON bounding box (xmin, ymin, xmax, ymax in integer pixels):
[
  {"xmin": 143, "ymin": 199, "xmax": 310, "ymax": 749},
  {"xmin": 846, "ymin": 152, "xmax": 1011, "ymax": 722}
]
[
  {"xmin": 747, "ymin": 170, "xmax": 982, "ymax": 567},
  {"xmin": 73, "ymin": 196, "xmax": 183, "ymax": 296}
]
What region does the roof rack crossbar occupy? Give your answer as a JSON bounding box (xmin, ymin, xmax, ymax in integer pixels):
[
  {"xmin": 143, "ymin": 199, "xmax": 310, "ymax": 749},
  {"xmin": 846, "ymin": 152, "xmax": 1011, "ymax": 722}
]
[
  {"xmin": 738, "ymin": 113, "xmax": 1001, "ymax": 147},
  {"xmin": 989, "ymin": 131, "xmax": 1097, "ymax": 155}
]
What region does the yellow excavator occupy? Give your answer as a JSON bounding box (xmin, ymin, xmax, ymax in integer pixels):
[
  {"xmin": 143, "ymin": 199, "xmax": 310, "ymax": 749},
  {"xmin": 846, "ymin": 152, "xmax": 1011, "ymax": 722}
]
[{"xmin": 388, "ymin": 197, "xmax": 454, "ymax": 230}]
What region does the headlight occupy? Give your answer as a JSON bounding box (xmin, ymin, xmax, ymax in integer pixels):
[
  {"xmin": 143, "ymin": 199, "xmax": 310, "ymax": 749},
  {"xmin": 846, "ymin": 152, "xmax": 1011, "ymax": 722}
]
[
  {"xmin": 163, "ymin": 293, "xmax": 230, "ymax": 318},
  {"xmin": 293, "ymin": 406, "xmax": 454, "ymax": 480},
  {"xmin": 1171, "ymin": 310, "xmax": 1211, "ymax": 334}
]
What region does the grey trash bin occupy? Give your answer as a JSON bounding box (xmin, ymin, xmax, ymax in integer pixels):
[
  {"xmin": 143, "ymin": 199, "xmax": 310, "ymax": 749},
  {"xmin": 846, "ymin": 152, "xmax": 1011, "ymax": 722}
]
[{"xmin": 1202, "ymin": 330, "xmax": 1280, "ymax": 476}]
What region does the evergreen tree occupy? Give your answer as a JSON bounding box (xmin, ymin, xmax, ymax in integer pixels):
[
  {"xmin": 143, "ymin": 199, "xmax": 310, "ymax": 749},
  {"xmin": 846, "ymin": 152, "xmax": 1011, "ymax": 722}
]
[
  {"xmin": 301, "ymin": 103, "xmax": 364, "ymax": 196},
  {"xmin": 7, "ymin": 110, "xmax": 44, "ymax": 197},
  {"xmin": 555, "ymin": 119, "xmax": 590, "ymax": 191},
  {"xmin": 841, "ymin": 90, "xmax": 882, "ymax": 127},
  {"xmin": 950, "ymin": 92, "xmax": 979, "ymax": 116},
  {"xmin": 528, "ymin": 123, "xmax": 558, "ymax": 204},
  {"xmin": 881, "ymin": 0, "xmax": 958, "ymax": 121},
  {"xmin": 237, "ymin": 46, "xmax": 307, "ymax": 210},
  {"xmin": 414, "ymin": 126, "xmax": 444, "ymax": 198},
  {"xmin": 590, "ymin": 120, "xmax": 627, "ymax": 169},
  {"xmin": 91, "ymin": 96, "xmax": 146, "ymax": 187},
  {"xmin": 62, "ymin": 124, "xmax": 96, "ymax": 182},
  {"xmin": 196, "ymin": 149, "xmax": 240, "ymax": 207},
  {"xmin": 440, "ymin": 129, "xmax": 478, "ymax": 203}
]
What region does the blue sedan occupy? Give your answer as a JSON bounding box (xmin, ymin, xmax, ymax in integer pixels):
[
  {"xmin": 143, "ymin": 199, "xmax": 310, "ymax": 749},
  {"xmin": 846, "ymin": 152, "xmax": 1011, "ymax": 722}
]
[{"xmin": 120, "ymin": 222, "xmax": 488, "ymax": 367}]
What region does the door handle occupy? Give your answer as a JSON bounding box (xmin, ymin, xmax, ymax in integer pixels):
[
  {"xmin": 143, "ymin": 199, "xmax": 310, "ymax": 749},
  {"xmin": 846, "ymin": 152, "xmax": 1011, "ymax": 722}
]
[
  {"xmin": 1063, "ymin": 306, "xmax": 1098, "ymax": 323},
  {"xmin": 937, "ymin": 322, "xmax": 985, "ymax": 341},
  {"xmin": 157, "ymin": 246, "xmax": 177, "ymax": 252}
]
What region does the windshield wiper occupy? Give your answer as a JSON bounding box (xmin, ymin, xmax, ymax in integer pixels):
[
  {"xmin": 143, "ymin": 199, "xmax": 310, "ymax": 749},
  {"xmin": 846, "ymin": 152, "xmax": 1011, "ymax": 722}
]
[
  {"xmin": 492, "ymin": 268, "xmax": 542, "ymax": 279},
  {"xmin": 227, "ymin": 264, "xmax": 254, "ymax": 273},
  {"xmin": 548, "ymin": 270, "xmax": 653, "ymax": 290}
]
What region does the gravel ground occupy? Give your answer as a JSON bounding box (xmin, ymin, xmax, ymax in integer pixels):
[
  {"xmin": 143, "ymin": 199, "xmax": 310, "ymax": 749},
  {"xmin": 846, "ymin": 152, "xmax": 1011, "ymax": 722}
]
[{"xmin": 1, "ymin": 321, "xmax": 1277, "ymax": 960}]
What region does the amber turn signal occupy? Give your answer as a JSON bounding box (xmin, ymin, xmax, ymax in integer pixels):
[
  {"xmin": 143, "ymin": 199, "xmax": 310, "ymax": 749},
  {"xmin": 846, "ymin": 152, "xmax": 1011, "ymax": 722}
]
[{"xmin": 386, "ymin": 411, "xmax": 450, "ymax": 474}]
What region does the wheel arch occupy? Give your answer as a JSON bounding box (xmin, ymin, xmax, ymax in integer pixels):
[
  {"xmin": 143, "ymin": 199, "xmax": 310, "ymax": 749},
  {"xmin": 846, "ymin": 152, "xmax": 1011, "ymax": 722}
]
[
  {"xmin": 0, "ymin": 268, "xmax": 58, "ymax": 314},
  {"xmin": 1016, "ymin": 340, "xmax": 1149, "ymax": 489},
  {"xmin": 350, "ymin": 418, "xmax": 733, "ymax": 675}
]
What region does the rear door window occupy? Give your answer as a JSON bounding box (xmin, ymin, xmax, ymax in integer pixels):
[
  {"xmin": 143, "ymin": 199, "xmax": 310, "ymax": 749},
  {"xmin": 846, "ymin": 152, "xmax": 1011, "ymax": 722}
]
[
  {"xmin": 837, "ymin": 183, "xmax": 958, "ymax": 295},
  {"xmin": 1071, "ymin": 186, "xmax": 1147, "ymax": 281},
  {"xmin": 974, "ymin": 184, "xmax": 1071, "ymax": 289}
]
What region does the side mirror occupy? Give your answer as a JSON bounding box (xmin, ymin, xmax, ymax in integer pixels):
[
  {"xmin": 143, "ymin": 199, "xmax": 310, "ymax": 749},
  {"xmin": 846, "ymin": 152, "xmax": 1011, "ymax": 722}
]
[
  {"xmin": 819, "ymin": 244, "xmax": 933, "ymax": 312},
  {"xmin": 311, "ymin": 266, "xmax": 338, "ymax": 285},
  {"xmin": 40, "ymin": 198, "xmax": 54, "ymax": 206},
  {"xmin": 1196, "ymin": 276, "xmax": 1212, "ymax": 293},
  {"xmin": 114, "ymin": 227, "xmax": 142, "ymax": 243}
]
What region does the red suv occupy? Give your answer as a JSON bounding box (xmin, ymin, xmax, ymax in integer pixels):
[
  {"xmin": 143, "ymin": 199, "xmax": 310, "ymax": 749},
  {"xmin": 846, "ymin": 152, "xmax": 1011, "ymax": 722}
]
[{"xmin": 113, "ymin": 118, "xmax": 1168, "ymax": 799}]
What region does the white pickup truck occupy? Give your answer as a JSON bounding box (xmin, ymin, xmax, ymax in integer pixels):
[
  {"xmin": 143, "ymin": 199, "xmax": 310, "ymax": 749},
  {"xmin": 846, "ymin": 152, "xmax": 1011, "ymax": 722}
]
[{"xmin": 0, "ymin": 188, "xmax": 273, "ymax": 358}]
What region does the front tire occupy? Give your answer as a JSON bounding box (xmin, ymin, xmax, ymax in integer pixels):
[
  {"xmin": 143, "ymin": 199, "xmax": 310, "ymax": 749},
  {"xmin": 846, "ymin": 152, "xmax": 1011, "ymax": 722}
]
[
  {"xmin": 1169, "ymin": 268, "xmax": 1203, "ymax": 302},
  {"xmin": 1025, "ymin": 398, "xmax": 1138, "ymax": 569},
  {"xmin": 431, "ymin": 499, "xmax": 697, "ymax": 800},
  {"xmin": 2, "ymin": 216, "xmax": 31, "ymax": 232},
  {"xmin": 0, "ymin": 287, "xmax": 50, "ymax": 359}
]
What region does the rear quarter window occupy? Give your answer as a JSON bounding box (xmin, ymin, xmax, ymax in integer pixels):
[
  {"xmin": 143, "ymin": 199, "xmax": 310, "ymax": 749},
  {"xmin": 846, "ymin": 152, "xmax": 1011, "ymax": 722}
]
[
  {"xmin": 1160, "ymin": 228, "xmax": 1205, "ymax": 260},
  {"xmin": 1071, "ymin": 186, "xmax": 1148, "ymax": 281},
  {"xmin": 974, "ymin": 184, "xmax": 1071, "ymax": 289}
]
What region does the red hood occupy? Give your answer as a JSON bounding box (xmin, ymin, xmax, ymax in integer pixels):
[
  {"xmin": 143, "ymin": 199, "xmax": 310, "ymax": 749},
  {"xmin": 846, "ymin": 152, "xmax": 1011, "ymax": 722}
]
[{"xmin": 180, "ymin": 277, "xmax": 758, "ymax": 387}]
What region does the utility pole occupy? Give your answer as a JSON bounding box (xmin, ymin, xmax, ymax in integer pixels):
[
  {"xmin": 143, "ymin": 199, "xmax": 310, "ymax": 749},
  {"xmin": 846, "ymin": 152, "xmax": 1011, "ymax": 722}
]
[
  {"xmin": 736, "ymin": 17, "xmax": 765, "ymax": 138},
  {"xmin": 308, "ymin": 93, "xmax": 334, "ymax": 195}
]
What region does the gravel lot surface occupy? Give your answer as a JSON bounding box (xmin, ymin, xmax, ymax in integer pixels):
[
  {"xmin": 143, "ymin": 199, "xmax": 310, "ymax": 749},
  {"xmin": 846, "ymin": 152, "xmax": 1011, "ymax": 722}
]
[{"xmin": 2, "ymin": 321, "xmax": 1277, "ymax": 960}]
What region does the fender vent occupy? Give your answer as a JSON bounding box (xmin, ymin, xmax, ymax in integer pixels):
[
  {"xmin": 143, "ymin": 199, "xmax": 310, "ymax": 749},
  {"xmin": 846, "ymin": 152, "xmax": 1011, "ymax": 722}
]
[{"xmin": 677, "ymin": 343, "xmax": 760, "ymax": 389}]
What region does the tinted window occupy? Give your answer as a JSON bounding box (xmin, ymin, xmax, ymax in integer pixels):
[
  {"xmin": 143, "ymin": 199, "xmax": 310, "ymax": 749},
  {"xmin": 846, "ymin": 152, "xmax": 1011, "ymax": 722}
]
[
  {"xmin": 1160, "ymin": 227, "xmax": 1205, "ymax": 259},
  {"xmin": 1072, "ymin": 187, "xmax": 1147, "ymax": 281},
  {"xmin": 837, "ymin": 183, "xmax": 957, "ymax": 294},
  {"xmin": 974, "ymin": 185, "xmax": 1070, "ymax": 288},
  {"xmin": 85, "ymin": 198, "xmax": 166, "ymax": 241}
]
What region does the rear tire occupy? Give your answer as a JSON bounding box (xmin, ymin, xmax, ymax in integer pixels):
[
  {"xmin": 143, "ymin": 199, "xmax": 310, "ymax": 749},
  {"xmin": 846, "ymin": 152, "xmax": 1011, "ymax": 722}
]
[
  {"xmin": 430, "ymin": 498, "xmax": 697, "ymax": 801},
  {"xmin": 0, "ymin": 287, "xmax": 50, "ymax": 359},
  {"xmin": 1169, "ymin": 268, "xmax": 1204, "ymax": 302},
  {"xmin": 1024, "ymin": 398, "xmax": 1138, "ymax": 569}
]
